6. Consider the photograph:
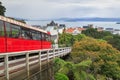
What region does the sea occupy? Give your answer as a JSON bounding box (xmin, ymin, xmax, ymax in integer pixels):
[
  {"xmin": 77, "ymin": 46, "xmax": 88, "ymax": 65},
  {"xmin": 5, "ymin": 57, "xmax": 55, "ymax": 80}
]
[{"xmin": 26, "ymin": 21, "xmax": 120, "ymax": 29}]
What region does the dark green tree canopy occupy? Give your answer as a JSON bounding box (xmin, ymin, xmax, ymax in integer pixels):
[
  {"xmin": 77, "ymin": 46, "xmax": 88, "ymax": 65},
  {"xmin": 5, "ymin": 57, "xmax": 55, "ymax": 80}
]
[
  {"xmin": 82, "ymin": 28, "xmax": 112, "ymax": 39},
  {"xmin": 0, "ymin": 1, "xmax": 6, "ymax": 16}
]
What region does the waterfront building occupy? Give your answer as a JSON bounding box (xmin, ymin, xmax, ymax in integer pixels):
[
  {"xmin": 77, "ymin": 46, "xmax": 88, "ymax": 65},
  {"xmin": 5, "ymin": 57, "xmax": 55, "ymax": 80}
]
[
  {"xmin": 113, "ymin": 29, "xmax": 120, "ymax": 35},
  {"xmin": 105, "ymin": 28, "xmax": 114, "ymax": 33}
]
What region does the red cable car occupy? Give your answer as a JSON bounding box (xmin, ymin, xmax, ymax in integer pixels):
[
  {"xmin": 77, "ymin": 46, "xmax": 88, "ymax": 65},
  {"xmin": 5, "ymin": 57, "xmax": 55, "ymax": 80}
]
[{"xmin": 0, "ymin": 16, "xmax": 51, "ymax": 53}]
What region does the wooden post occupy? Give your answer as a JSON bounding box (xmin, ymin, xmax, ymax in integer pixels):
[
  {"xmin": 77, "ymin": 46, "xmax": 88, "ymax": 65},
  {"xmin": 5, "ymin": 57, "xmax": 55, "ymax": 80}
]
[
  {"xmin": 66, "ymin": 48, "xmax": 67, "ymax": 55},
  {"xmin": 39, "ymin": 51, "xmax": 42, "ymax": 80},
  {"xmin": 4, "ymin": 55, "xmax": 9, "ymax": 80},
  {"xmin": 65, "ymin": 48, "xmax": 67, "ymax": 55},
  {"xmin": 62, "ymin": 48, "xmax": 65, "ymax": 56},
  {"xmin": 47, "ymin": 50, "xmax": 50, "ymax": 80},
  {"xmin": 26, "ymin": 53, "xmax": 29, "ymax": 78},
  {"xmin": 58, "ymin": 49, "xmax": 60, "ymax": 57},
  {"xmin": 63, "ymin": 48, "xmax": 65, "ymax": 56},
  {"xmin": 53, "ymin": 49, "xmax": 55, "ymax": 59},
  {"xmin": 47, "ymin": 50, "xmax": 49, "ymax": 63},
  {"xmin": 57, "ymin": 49, "xmax": 59, "ymax": 57},
  {"xmin": 59, "ymin": 49, "xmax": 61, "ymax": 57},
  {"xmin": 39, "ymin": 51, "xmax": 41, "ymax": 71}
]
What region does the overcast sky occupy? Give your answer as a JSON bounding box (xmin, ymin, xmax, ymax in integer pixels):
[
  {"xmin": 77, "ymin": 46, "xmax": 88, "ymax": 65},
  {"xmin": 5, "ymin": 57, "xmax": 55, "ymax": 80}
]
[{"xmin": 1, "ymin": 0, "xmax": 120, "ymax": 19}]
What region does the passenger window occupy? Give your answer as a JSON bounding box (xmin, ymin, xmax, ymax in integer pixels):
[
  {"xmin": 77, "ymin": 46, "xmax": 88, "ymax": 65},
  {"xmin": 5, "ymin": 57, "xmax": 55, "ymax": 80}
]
[
  {"xmin": 42, "ymin": 33, "xmax": 45, "ymax": 40},
  {"xmin": 46, "ymin": 34, "xmax": 49, "ymax": 41},
  {"xmin": 5, "ymin": 22, "xmax": 12, "ymax": 37},
  {"xmin": 32, "ymin": 31, "xmax": 36, "ymax": 40},
  {"xmin": 21, "ymin": 28, "xmax": 33, "ymax": 40},
  {"xmin": 39, "ymin": 32, "xmax": 42, "ymax": 40},
  {"xmin": 11, "ymin": 24, "xmax": 21, "ymax": 38},
  {"xmin": 0, "ymin": 20, "xmax": 4, "ymax": 36},
  {"xmin": 48, "ymin": 35, "xmax": 51, "ymax": 41},
  {"xmin": 32, "ymin": 31, "xmax": 38, "ymax": 40},
  {"xmin": 5, "ymin": 23, "xmax": 22, "ymax": 38}
]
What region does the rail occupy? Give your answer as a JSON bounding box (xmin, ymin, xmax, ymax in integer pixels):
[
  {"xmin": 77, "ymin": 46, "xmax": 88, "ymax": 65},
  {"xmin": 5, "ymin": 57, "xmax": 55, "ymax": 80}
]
[{"xmin": 0, "ymin": 47, "xmax": 71, "ymax": 80}]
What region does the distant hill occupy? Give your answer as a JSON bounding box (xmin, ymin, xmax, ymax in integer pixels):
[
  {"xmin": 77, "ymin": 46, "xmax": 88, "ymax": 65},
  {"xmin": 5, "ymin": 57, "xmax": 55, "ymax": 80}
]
[
  {"xmin": 56, "ymin": 17, "xmax": 120, "ymax": 22},
  {"xmin": 13, "ymin": 17, "xmax": 120, "ymax": 22}
]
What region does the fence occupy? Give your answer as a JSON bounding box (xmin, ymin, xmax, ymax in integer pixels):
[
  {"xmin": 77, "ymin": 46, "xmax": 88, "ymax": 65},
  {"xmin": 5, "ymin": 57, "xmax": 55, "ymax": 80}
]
[{"xmin": 0, "ymin": 47, "xmax": 71, "ymax": 80}]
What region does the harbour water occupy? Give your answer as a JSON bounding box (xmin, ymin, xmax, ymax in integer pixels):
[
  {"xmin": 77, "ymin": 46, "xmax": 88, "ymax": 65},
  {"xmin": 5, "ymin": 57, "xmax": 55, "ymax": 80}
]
[{"xmin": 26, "ymin": 21, "xmax": 120, "ymax": 29}]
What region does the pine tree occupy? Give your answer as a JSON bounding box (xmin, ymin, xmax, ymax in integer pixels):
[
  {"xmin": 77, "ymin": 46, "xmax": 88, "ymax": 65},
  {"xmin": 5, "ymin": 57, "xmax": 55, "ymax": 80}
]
[{"xmin": 0, "ymin": 2, "xmax": 6, "ymax": 16}]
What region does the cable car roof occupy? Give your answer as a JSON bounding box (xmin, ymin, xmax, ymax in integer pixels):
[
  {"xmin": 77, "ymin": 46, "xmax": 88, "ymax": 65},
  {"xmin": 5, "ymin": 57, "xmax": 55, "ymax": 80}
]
[{"xmin": 0, "ymin": 15, "xmax": 47, "ymax": 34}]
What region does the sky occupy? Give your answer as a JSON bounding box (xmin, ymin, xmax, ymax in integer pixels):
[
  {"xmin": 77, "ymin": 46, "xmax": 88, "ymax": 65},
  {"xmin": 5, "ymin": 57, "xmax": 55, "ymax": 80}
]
[{"xmin": 1, "ymin": 0, "xmax": 120, "ymax": 20}]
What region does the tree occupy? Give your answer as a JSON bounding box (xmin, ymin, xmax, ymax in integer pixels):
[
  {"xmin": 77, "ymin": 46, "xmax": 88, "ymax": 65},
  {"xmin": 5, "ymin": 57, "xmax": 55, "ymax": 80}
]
[
  {"xmin": 58, "ymin": 33, "xmax": 86, "ymax": 47},
  {"xmin": 82, "ymin": 28, "xmax": 120, "ymax": 51},
  {"xmin": 54, "ymin": 58, "xmax": 95, "ymax": 80},
  {"xmin": 107, "ymin": 34, "xmax": 120, "ymax": 51},
  {"xmin": 82, "ymin": 28, "xmax": 112, "ymax": 39},
  {"xmin": 0, "ymin": 1, "xmax": 6, "ymax": 16},
  {"xmin": 71, "ymin": 37, "xmax": 120, "ymax": 79}
]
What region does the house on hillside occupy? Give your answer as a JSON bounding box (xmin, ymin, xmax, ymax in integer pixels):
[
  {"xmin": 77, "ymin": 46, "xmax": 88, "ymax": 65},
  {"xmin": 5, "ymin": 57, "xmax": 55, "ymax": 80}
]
[
  {"xmin": 65, "ymin": 27, "xmax": 85, "ymax": 35},
  {"xmin": 58, "ymin": 24, "xmax": 65, "ymax": 34},
  {"xmin": 96, "ymin": 27, "xmax": 104, "ymax": 32},
  {"xmin": 45, "ymin": 21, "xmax": 65, "ymax": 48}
]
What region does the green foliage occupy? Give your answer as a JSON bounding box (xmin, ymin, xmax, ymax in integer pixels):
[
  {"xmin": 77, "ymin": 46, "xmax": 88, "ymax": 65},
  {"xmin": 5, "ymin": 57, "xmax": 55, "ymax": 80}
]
[
  {"xmin": 101, "ymin": 61, "xmax": 120, "ymax": 79},
  {"xmin": 58, "ymin": 33, "xmax": 86, "ymax": 47},
  {"xmin": 54, "ymin": 58, "xmax": 95, "ymax": 80},
  {"xmin": 55, "ymin": 73, "xmax": 69, "ymax": 80},
  {"xmin": 107, "ymin": 34, "xmax": 120, "ymax": 51},
  {"xmin": 82, "ymin": 28, "xmax": 120, "ymax": 51},
  {"xmin": 103, "ymin": 35, "xmax": 113, "ymax": 41},
  {"xmin": 0, "ymin": 2, "xmax": 6, "ymax": 16},
  {"xmin": 82, "ymin": 28, "xmax": 112, "ymax": 39},
  {"xmin": 71, "ymin": 37, "xmax": 120, "ymax": 79},
  {"xmin": 96, "ymin": 74, "xmax": 107, "ymax": 80},
  {"xmin": 75, "ymin": 59, "xmax": 92, "ymax": 68}
]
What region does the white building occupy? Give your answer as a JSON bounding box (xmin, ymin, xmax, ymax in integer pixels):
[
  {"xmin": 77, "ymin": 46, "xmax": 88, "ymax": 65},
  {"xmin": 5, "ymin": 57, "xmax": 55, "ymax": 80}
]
[
  {"xmin": 58, "ymin": 24, "xmax": 65, "ymax": 34},
  {"xmin": 113, "ymin": 29, "xmax": 120, "ymax": 35},
  {"xmin": 105, "ymin": 28, "xmax": 114, "ymax": 33},
  {"xmin": 45, "ymin": 21, "xmax": 65, "ymax": 48}
]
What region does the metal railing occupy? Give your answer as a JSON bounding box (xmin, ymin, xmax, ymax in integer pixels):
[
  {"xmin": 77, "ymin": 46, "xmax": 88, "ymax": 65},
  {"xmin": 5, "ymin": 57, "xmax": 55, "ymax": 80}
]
[{"xmin": 0, "ymin": 47, "xmax": 71, "ymax": 80}]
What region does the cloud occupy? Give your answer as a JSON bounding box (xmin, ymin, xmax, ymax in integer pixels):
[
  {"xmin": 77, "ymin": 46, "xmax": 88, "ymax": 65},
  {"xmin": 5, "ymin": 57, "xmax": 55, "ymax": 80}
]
[{"xmin": 1, "ymin": 0, "xmax": 120, "ymax": 19}]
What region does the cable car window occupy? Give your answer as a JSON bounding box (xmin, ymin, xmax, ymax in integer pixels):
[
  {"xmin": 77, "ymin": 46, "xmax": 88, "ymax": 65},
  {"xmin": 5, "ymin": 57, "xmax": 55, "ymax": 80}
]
[
  {"xmin": 5, "ymin": 22, "xmax": 12, "ymax": 37},
  {"xmin": 38, "ymin": 32, "xmax": 42, "ymax": 40},
  {"xmin": 31, "ymin": 31, "xmax": 36, "ymax": 40},
  {"xmin": 31, "ymin": 30, "xmax": 40, "ymax": 40},
  {"xmin": 44, "ymin": 34, "xmax": 46, "ymax": 40},
  {"xmin": 46, "ymin": 34, "xmax": 49, "ymax": 41},
  {"xmin": 42, "ymin": 33, "xmax": 45, "ymax": 40},
  {"xmin": 11, "ymin": 24, "xmax": 21, "ymax": 38},
  {"xmin": 36, "ymin": 32, "xmax": 41, "ymax": 40},
  {"xmin": 48, "ymin": 35, "xmax": 51, "ymax": 41},
  {"xmin": 0, "ymin": 20, "xmax": 4, "ymax": 36},
  {"xmin": 21, "ymin": 28, "xmax": 32, "ymax": 40}
]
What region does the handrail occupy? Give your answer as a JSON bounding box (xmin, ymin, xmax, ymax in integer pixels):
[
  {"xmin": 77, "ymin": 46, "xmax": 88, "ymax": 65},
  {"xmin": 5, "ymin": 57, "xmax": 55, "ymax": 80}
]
[{"xmin": 0, "ymin": 47, "xmax": 71, "ymax": 80}]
